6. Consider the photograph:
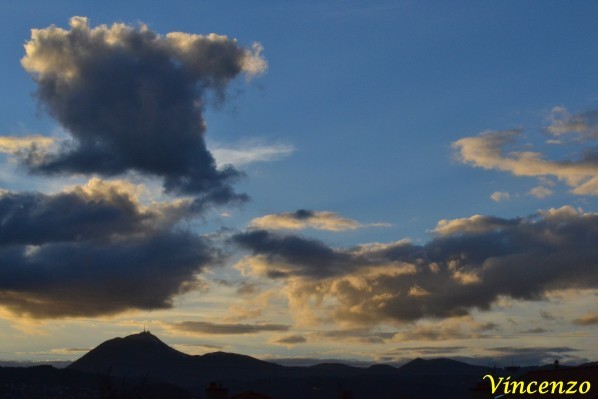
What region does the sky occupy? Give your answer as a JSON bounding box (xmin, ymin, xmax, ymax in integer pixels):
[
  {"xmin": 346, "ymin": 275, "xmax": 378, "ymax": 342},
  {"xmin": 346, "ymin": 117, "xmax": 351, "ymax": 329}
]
[{"xmin": 0, "ymin": 0, "xmax": 597, "ymax": 367}]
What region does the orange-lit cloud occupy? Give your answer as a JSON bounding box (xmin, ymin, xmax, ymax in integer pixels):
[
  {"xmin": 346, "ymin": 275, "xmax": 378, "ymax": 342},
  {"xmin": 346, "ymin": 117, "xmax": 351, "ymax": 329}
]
[{"xmin": 453, "ymin": 129, "xmax": 598, "ymax": 195}]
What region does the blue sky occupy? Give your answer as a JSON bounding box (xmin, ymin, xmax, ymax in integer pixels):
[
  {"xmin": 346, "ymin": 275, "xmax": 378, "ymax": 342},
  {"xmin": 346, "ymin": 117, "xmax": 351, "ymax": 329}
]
[{"xmin": 0, "ymin": 1, "xmax": 597, "ymax": 366}]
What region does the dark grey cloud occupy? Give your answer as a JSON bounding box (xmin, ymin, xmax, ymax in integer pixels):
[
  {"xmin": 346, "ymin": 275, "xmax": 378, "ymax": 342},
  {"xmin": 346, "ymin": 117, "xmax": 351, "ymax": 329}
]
[
  {"xmin": 173, "ymin": 321, "xmax": 289, "ymax": 335},
  {"xmin": 0, "ymin": 182, "xmax": 151, "ymax": 245},
  {"xmin": 272, "ymin": 335, "xmax": 307, "ymax": 345},
  {"xmin": 540, "ymin": 311, "xmax": 558, "ymax": 321},
  {"xmin": 388, "ymin": 346, "xmax": 466, "ymax": 356},
  {"xmin": 0, "ymin": 229, "xmax": 214, "ymax": 318},
  {"xmin": 476, "ymin": 322, "xmax": 500, "ymax": 332},
  {"xmin": 317, "ymin": 330, "xmax": 395, "ymax": 344},
  {"xmin": 232, "ymin": 206, "xmax": 598, "ymax": 325},
  {"xmin": 0, "ymin": 181, "xmax": 217, "ymax": 317},
  {"xmin": 519, "ymin": 328, "xmax": 549, "ymax": 334},
  {"xmin": 233, "ymin": 229, "xmax": 355, "ymax": 278},
  {"xmin": 293, "ymin": 209, "xmax": 315, "ymax": 220},
  {"xmin": 175, "ymin": 343, "xmax": 225, "ymax": 351},
  {"xmin": 572, "ymin": 314, "xmax": 598, "ymax": 326},
  {"xmin": 20, "ymin": 17, "xmax": 265, "ymax": 205}
]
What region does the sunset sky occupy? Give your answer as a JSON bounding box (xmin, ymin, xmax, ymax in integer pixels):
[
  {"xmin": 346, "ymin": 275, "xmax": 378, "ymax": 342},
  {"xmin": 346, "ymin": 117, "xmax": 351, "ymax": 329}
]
[{"xmin": 0, "ymin": 1, "xmax": 597, "ymax": 367}]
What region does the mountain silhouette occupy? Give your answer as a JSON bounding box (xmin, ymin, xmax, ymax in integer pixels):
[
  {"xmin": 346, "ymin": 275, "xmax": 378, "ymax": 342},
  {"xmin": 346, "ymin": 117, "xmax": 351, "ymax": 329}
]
[
  {"xmin": 60, "ymin": 331, "xmax": 597, "ymax": 399},
  {"xmin": 68, "ymin": 331, "xmax": 285, "ymax": 392},
  {"xmin": 65, "ymin": 331, "xmax": 497, "ymax": 398},
  {"xmin": 397, "ymin": 357, "xmax": 487, "ymax": 376},
  {"xmin": 2, "ymin": 332, "xmax": 595, "ymax": 398}
]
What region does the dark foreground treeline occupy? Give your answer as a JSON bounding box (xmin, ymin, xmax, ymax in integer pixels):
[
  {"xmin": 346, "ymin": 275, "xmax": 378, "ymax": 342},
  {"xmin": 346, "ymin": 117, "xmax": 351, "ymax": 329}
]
[
  {"xmin": 0, "ymin": 364, "xmax": 487, "ymax": 399},
  {"xmin": 0, "ymin": 365, "xmax": 192, "ymax": 399},
  {"xmin": 2, "ymin": 362, "xmax": 597, "ymax": 399}
]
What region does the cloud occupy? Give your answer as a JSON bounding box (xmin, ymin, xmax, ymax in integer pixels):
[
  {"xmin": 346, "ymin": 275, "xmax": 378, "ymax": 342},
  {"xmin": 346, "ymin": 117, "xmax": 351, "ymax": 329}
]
[
  {"xmin": 270, "ymin": 334, "xmax": 306, "ymax": 345},
  {"xmin": 487, "ymin": 346, "xmax": 581, "ymax": 366},
  {"xmin": 0, "ymin": 178, "xmax": 158, "ymax": 245},
  {"xmin": 232, "ymin": 206, "xmax": 598, "ymax": 326},
  {"xmin": 528, "ymin": 185, "xmax": 554, "ymax": 199},
  {"xmin": 0, "ymin": 135, "xmax": 56, "ymax": 154},
  {"xmin": 315, "ymin": 330, "xmax": 395, "ymax": 344},
  {"xmin": 390, "ymin": 317, "xmax": 495, "ymax": 342},
  {"xmin": 453, "ymin": 130, "xmax": 598, "ymax": 195},
  {"xmin": 50, "ymin": 348, "xmax": 91, "ymax": 354},
  {"xmin": 546, "ymin": 107, "xmax": 598, "ymax": 140},
  {"xmin": 520, "ymin": 328, "xmax": 549, "ymax": 334},
  {"xmin": 234, "ymin": 230, "xmax": 415, "ymax": 280},
  {"xmin": 388, "ymin": 346, "xmax": 465, "ymax": 356},
  {"xmin": 16, "ymin": 16, "xmax": 266, "ymax": 206},
  {"xmin": 433, "ymin": 214, "xmax": 517, "ymax": 236},
  {"xmin": 490, "ymin": 191, "xmax": 510, "ymax": 202},
  {"xmin": 210, "ymin": 141, "xmax": 294, "ymax": 168},
  {"xmin": 235, "ymin": 281, "xmax": 261, "ymax": 296},
  {"xmin": 249, "ymin": 209, "xmax": 388, "ymax": 231},
  {"xmin": 572, "ymin": 313, "xmax": 598, "ymax": 326},
  {"xmin": 174, "ymin": 343, "xmax": 225, "ymax": 352},
  {"xmin": 0, "ymin": 178, "xmax": 216, "ymax": 318},
  {"xmin": 540, "ymin": 311, "xmax": 557, "ymax": 321},
  {"xmin": 173, "ymin": 321, "xmax": 289, "ymax": 335}
]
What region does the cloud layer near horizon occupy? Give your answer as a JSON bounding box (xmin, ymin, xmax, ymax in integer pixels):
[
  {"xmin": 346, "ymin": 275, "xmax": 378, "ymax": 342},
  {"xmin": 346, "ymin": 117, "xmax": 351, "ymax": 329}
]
[
  {"xmin": 17, "ymin": 16, "xmax": 266, "ymax": 205},
  {"xmin": 233, "ymin": 206, "xmax": 598, "ymax": 326},
  {"xmin": 173, "ymin": 321, "xmax": 289, "ymax": 335}
]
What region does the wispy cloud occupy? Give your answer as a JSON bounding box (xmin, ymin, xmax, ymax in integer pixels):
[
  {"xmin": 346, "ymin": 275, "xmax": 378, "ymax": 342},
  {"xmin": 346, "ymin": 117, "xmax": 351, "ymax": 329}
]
[
  {"xmin": 270, "ymin": 334, "xmax": 307, "ymax": 346},
  {"xmin": 0, "ymin": 135, "xmax": 56, "ymax": 154},
  {"xmin": 490, "ymin": 191, "xmax": 510, "ymax": 202},
  {"xmin": 173, "ymin": 321, "xmax": 289, "ymax": 335},
  {"xmin": 546, "ymin": 107, "xmax": 598, "ymax": 140},
  {"xmin": 572, "ymin": 313, "xmax": 598, "ymax": 326},
  {"xmin": 453, "ymin": 129, "xmax": 598, "ymax": 195},
  {"xmin": 210, "ymin": 141, "xmax": 294, "ymax": 168},
  {"xmin": 249, "ymin": 209, "xmax": 389, "ymax": 231}
]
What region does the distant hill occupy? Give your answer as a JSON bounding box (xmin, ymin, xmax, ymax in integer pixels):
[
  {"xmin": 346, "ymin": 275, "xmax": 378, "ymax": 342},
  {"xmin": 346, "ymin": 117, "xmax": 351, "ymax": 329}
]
[
  {"xmin": 0, "ymin": 364, "xmax": 193, "ymax": 398},
  {"xmin": 398, "ymin": 357, "xmax": 490, "ymax": 376},
  {"xmin": 59, "ymin": 331, "xmax": 596, "ymax": 399},
  {"xmin": 69, "ymin": 331, "xmax": 286, "ymax": 392}
]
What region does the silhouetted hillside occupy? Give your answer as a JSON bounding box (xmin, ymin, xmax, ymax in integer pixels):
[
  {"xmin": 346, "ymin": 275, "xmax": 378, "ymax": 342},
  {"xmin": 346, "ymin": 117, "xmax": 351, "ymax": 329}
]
[
  {"xmin": 0, "ymin": 364, "xmax": 193, "ymax": 398},
  {"xmin": 398, "ymin": 357, "xmax": 488, "ymax": 376},
  {"xmin": 69, "ymin": 331, "xmax": 285, "ymax": 392},
  {"xmin": 50, "ymin": 331, "xmax": 595, "ymax": 399}
]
